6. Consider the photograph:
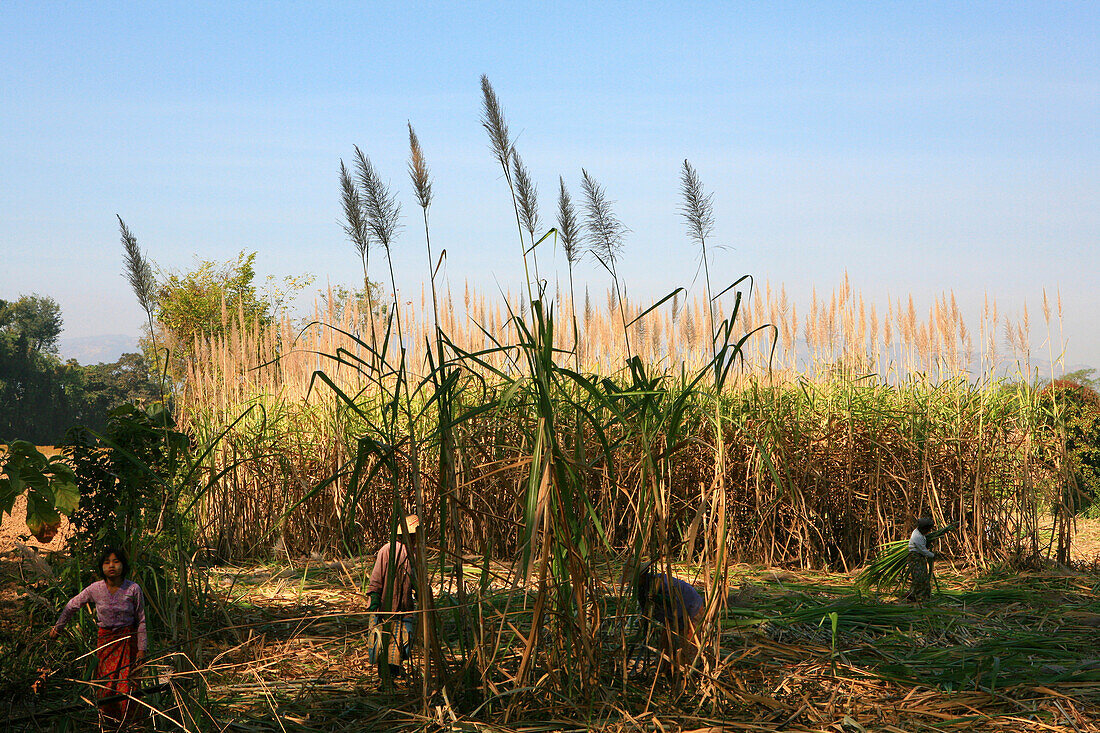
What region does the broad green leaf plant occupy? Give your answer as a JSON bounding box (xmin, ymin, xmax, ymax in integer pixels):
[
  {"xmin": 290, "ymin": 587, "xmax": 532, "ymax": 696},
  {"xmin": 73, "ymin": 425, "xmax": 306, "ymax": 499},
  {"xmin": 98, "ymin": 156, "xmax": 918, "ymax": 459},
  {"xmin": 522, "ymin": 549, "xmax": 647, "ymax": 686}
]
[{"xmin": 0, "ymin": 441, "xmax": 79, "ymax": 542}]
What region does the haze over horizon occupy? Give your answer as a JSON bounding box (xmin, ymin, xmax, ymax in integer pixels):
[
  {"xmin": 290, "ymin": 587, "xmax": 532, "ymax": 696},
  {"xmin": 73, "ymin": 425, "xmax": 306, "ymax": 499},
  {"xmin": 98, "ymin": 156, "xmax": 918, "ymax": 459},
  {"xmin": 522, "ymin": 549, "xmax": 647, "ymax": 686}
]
[{"xmin": 3, "ymin": 2, "xmax": 1097, "ymax": 372}]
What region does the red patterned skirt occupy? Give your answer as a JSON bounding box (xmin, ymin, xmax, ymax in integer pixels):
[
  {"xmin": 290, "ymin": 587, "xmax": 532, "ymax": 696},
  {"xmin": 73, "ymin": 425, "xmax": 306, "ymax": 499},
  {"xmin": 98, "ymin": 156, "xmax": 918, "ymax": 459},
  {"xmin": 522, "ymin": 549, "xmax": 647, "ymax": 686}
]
[{"xmin": 95, "ymin": 625, "xmax": 141, "ymax": 725}]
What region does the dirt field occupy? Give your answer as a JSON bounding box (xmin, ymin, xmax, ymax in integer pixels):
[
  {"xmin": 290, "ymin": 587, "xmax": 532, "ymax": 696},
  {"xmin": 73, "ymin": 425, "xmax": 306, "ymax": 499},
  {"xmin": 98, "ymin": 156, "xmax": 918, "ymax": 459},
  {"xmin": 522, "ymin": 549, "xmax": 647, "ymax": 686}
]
[
  {"xmin": 0, "ymin": 494, "xmax": 70, "ymax": 555},
  {"xmin": 15, "ymin": 559, "xmax": 1100, "ymax": 730},
  {"xmin": 0, "ymin": 447, "xmax": 69, "ymax": 555},
  {"xmin": 1071, "ymin": 516, "xmax": 1100, "ymax": 564}
]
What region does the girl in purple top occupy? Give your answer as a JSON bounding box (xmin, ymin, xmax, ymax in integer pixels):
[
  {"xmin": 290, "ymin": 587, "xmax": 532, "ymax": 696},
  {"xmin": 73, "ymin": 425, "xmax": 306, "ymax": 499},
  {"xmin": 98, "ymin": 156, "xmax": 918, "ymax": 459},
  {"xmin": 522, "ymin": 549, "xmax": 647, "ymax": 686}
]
[{"xmin": 50, "ymin": 547, "xmax": 147, "ymax": 724}]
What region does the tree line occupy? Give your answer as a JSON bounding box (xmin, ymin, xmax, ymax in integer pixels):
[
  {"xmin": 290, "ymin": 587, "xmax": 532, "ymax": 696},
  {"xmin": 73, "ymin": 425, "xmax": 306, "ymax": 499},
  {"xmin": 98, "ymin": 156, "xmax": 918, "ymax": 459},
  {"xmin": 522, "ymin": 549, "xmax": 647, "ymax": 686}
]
[
  {"xmin": 0, "ymin": 294, "xmax": 159, "ymax": 445},
  {"xmin": 1, "ymin": 252, "xmax": 325, "ymax": 446}
]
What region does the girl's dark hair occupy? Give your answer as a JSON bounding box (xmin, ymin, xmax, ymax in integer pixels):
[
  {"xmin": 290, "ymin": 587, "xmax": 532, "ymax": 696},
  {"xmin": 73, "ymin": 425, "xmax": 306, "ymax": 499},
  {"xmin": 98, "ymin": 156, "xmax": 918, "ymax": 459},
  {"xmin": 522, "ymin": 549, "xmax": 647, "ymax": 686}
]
[
  {"xmin": 916, "ymin": 517, "xmax": 934, "ymax": 533},
  {"xmin": 97, "ymin": 546, "xmax": 130, "ymax": 579}
]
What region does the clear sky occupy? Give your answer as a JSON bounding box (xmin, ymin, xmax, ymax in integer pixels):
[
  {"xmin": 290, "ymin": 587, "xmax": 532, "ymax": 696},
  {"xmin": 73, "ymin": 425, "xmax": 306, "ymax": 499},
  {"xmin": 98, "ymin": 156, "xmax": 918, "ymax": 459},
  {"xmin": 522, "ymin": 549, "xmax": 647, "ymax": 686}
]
[{"xmin": 2, "ymin": 2, "xmax": 1097, "ymax": 369}]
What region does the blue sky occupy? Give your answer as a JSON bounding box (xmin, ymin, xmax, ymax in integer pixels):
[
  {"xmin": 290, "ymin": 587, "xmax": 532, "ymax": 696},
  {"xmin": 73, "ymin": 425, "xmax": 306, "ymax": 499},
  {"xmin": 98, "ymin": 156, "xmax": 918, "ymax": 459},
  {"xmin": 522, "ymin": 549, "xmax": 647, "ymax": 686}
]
[{"xmin": 2, "ymin": 2, "xmax": 1097, "ymax": 369}]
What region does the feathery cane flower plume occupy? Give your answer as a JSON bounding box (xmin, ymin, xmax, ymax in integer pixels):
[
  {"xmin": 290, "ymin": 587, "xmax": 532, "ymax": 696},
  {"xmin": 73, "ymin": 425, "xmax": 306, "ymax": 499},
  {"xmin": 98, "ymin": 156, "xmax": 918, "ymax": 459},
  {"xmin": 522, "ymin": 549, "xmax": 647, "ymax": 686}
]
[
  {"xmin": 118, "ymin": 215, "xmax": 164, "ymax": 400},
  {"xmin": 558, "ymin": 175, "xmax": 583, "ymax": 363},
  {"xmin": 580, "ymin": 169, "xmax": 627, "ymax": 267},
  {"xmin": 512, "ymin": 149, "xmax": 539, "ymax": 238},
  {"xmin": 354, "ymin": 146, "xmax": 401, "ymax": 251},
  {"xmin": 679, "ymin": 160, "xmax": 718, "ymax": 363},
  {"xmin": 339, "ymin": 160, "xmax": 372, "ymax": 260},
  {"xmin": 407, "ymin": 123, "xmax": 433, "ymax": 210},
  {"xmin": 679, "ymin": 160, "xmax": 715, "ymax": 246},
  {"xmin": 557, "ymin": 176, "xmax": 581, "ymax": 267},
  {"xmin": 582, "ymin": 170, "xmax": 632, "ymax": 353},
  {"xmin": 118, "ymin": 215, "xmax": 156, "ymax": 316},
  {"xmin": 480, "ymin": 75, "xmax": 512, "ymax": 168},
  {"xmin": 481, "ymin": 75, "xmax": 539, "ymax": 298}
]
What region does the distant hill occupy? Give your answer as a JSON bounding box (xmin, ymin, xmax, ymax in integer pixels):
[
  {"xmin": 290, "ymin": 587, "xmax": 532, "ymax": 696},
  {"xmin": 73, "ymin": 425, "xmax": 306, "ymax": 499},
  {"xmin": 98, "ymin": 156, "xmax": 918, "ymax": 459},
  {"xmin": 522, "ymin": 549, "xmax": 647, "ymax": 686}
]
[{"xmin": 58, "ymin": 334, "xmax": 140, "ymax": 365}]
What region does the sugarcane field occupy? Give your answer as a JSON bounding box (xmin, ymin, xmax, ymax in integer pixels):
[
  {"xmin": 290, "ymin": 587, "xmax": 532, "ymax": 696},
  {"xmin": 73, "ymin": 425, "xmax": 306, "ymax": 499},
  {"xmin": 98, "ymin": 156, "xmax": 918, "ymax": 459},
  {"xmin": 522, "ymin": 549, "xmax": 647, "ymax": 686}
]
[{"xmin": 4, "ymin": 7, "xmax": 1100, "ymax": 731}]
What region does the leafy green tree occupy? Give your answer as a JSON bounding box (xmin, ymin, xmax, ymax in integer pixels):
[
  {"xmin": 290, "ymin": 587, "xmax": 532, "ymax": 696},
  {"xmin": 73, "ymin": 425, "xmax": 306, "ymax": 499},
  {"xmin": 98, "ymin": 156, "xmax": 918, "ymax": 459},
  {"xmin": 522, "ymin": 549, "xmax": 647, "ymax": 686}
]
[
  {"xmin": 79, "ymin": 352, "xmax": 161, "ymax": 430},
  {"xmin": 319, "ymin": 281, "xmax": 386, "ymax": 331},
  {"xmin": 156, "ymin": 251, "xmax": 269, "ymax": 345},
  {"xmin": 0, "ymin": 327, "xmax": 85, "ymax": 445},
  {"xmin": 1062, "ymin": 368, "xmax": 1099, "ymax": 391},
  {"xmin": 0, "ymin": 440, "xmax": 79, "ymax": 541},
  {"xmin": 63, "ymin": 403, "xmax": 191, "ymax": 559},
  {"xmin": 0, "ymin": 292, "xmax": 160, "ymax": 444},
  {"xmin": 1040, "ymin": 379, "xmax": 1100, "ymax": 515},
  {"xmin": 147, "ymin": 250, "xmax": 312, "ymax": 381},
  {"xmin": 0, "ymin": 294, "xmax": 63, "ymax": 354}
]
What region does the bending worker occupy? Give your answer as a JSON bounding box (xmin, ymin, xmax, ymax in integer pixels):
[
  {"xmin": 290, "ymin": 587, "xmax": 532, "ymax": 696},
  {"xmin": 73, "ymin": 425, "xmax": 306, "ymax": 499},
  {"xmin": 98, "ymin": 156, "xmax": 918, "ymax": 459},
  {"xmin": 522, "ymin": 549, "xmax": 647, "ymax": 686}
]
[{"xmin": 627, "ymin": 560, "xmax": 706, "ymax": 667}]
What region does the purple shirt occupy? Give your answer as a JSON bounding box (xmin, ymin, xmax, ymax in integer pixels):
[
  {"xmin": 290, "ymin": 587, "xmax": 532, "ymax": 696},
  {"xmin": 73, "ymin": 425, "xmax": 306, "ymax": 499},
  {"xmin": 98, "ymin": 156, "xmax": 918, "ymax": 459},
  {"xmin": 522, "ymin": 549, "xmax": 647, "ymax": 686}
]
[
  {"xmin": 648, "ymin": 574, "xmax": 705, "ymax": 626},
  {"xmin": 55, "ymin": 579, "xmax": 147, "ymax": 650}
]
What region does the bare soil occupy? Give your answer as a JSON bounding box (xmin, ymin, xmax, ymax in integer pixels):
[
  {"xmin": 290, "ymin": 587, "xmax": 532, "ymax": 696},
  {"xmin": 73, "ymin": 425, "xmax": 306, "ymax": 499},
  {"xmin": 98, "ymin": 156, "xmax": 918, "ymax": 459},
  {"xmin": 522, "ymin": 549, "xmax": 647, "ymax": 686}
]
[
  {"xmin": 0, "ymin": 494, "xmax": 71, "ymax": 556},
  {"xmin": 1071, "ymin": 516, "xmax": 1100, "ymax": 564}
]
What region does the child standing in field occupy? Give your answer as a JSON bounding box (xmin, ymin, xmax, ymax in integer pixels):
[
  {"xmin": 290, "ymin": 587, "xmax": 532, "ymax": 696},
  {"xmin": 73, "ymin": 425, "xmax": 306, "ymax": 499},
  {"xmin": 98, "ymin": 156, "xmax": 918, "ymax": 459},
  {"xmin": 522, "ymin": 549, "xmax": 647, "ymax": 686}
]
[
  {"xmin": 906, "ymin": 517, "xmax": 937, "ymax": 601},
  {"xmin": 50, "ymin": 546, "xmax": 147, "ymax": 726}
]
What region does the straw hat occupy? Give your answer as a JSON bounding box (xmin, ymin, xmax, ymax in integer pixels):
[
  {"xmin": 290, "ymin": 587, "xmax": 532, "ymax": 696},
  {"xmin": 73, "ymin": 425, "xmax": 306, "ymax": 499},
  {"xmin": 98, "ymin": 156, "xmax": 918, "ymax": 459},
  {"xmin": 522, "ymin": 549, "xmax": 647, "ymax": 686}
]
[{"xmin": 401, "ymin": 514, "xmax": 420, "ymax": 535}]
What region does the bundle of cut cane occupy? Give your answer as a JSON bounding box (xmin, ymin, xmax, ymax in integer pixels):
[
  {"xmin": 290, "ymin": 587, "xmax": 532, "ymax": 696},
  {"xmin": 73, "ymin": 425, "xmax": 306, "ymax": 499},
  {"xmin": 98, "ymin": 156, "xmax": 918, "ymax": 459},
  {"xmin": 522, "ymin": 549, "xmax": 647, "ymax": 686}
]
[{"xmin": 856, "ymin": 523, "xmax": 958, "ymax": 593}]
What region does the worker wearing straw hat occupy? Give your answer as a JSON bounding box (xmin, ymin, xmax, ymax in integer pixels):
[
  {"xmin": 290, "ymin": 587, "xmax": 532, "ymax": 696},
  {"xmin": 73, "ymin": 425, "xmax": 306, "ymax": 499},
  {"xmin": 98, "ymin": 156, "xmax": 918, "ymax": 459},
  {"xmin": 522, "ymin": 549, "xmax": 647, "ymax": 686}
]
[
  {"xmin": 367, "ymin": 514, "xmax": 419, "ymax": 682},
  {"xmin": 906, "ymin": 517, "xmax": 937, "ymax": 601}
]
